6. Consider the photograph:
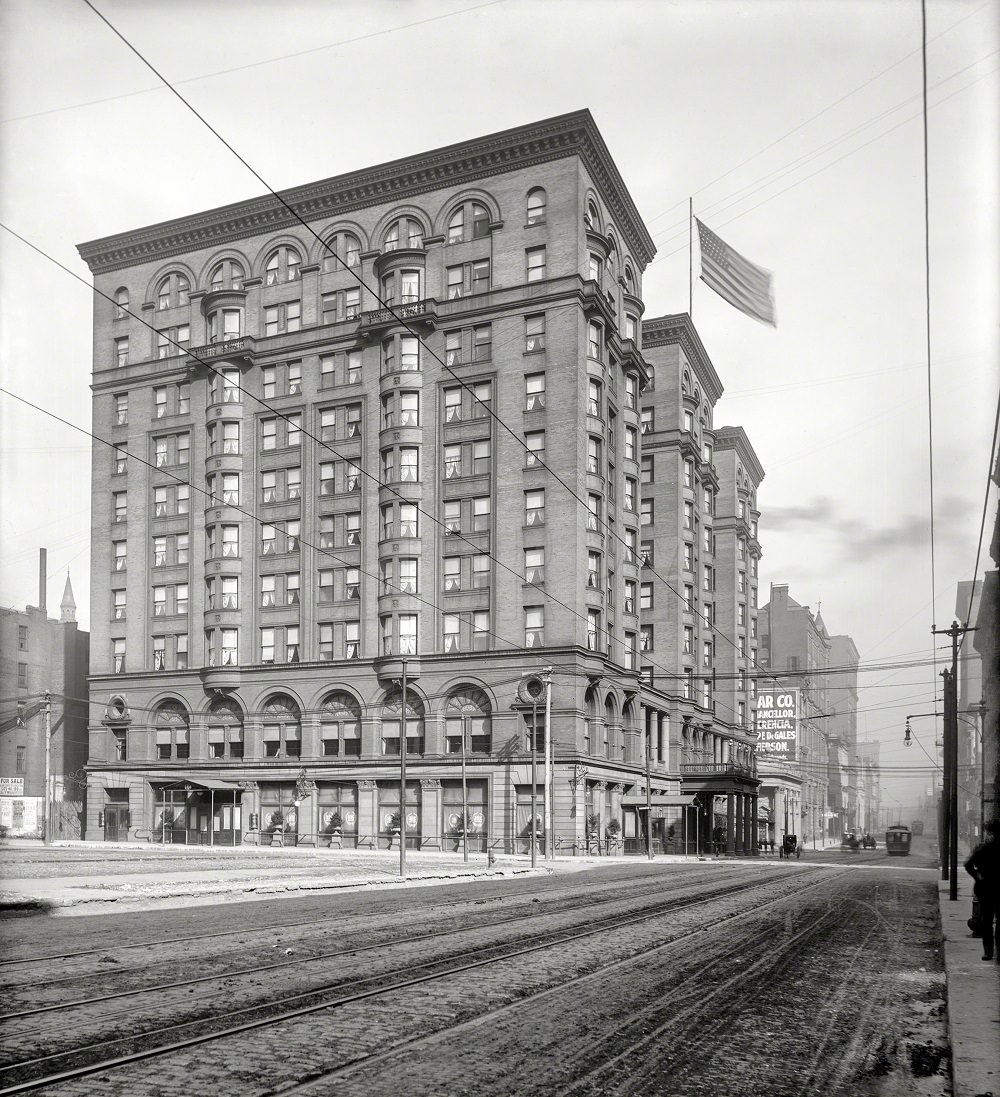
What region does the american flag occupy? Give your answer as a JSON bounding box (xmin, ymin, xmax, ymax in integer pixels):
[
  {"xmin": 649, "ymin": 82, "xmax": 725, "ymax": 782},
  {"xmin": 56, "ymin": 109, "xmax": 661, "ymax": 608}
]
[{"xmin": 696, "ymin": 218, "xmax": 776, "ymax": 327}]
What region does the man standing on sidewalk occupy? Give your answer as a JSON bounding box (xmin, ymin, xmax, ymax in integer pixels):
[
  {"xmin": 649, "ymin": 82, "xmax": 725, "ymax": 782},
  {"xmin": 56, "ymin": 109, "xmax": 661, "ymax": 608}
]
[{"xmin": 964, "ymin": 820, "xmax": 1000, "ymax": 961}]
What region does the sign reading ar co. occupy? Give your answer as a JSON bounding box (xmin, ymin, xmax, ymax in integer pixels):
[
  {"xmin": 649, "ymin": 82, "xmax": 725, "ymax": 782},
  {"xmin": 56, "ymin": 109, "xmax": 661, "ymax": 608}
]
[{"xmin": 755, "ymin": 689, "xmax": 799, "ymax": 760}]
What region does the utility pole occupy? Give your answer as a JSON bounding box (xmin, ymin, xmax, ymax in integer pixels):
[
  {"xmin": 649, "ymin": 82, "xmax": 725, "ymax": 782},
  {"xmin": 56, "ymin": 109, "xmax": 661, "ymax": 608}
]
[
  {"xmin": 932, "ymin": 620, "xmax": 974, "ymax": 901},
  {"xmin": 645, "ymin": 717, "xmax": 653, "ymax": 861},
  {"xmin": 543, "ymin": 667, "xmax": 553, "ymax": 860},
  {"xmin": 399, "ymin": 658, "xmax": 407, "ymax": 879},
  {"xmin": 43, "ymin": 691, "xmax": 52, "ymax": 846}
]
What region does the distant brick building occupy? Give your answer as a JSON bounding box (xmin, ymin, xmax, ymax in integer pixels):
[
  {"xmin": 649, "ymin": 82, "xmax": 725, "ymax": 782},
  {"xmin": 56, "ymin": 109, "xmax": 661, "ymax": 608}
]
[{"xmin": 0, "ymin": 553, "xmax": 90, "ymax": 837}]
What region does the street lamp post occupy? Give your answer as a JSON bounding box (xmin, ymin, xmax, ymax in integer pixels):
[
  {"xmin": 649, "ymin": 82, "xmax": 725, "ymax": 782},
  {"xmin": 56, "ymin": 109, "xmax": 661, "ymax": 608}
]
[{"xmin": 399, "ymin": 658, "xmax": 408, "ymax": 879}]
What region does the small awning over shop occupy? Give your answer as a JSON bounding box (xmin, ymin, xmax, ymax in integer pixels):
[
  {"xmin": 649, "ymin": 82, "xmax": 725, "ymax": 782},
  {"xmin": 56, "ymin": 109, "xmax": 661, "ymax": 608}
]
[
  {"xmin": 622, "ymin": 795, "xmax": 698, "ymax": 808},
  {"xmin": 150, "ymin": 777, "xmax": 242, "ymax": 792}
]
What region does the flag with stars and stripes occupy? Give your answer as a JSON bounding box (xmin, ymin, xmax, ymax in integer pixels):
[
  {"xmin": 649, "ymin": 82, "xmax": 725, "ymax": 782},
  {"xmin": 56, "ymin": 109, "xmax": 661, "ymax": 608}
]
[{"xmin": 696, "ymin": 218, "xmax": 776, "ymax": 327}]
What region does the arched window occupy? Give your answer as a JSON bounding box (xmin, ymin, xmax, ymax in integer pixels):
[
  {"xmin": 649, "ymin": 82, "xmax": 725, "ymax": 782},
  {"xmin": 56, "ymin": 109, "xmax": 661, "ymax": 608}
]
[
  {"xmin": 603, "ymin": 696, "xmax": 616, "ymax": 759},
  {"xmin": 447, "ymin": 201, "xmax": 490, "ymax": 244},
  {"xmin": 264, "ymin": 246, "xmax": 301, "ymax": 286},
  {"xmin": 208, "ymin": 698, "xmax": 244, "ymax": 759},
  {"xmin": 445, "ymin": 687, "xmax": 492, "ymax": 754},
  {"xmin": 210, "ymin": 260, "xmax": 245, "ymax": 291},
  {"xmin": 319, "ymin": 691, "xmax": 362, "ymax": 758},
  {"xmin": 322, "ymin": 231, "xmax": 362, "ymax": 272},
  {"xmin": 383, "ymin": 218, "xmax": 423, "ymax": 252},
  {"xmin": 624, "ymin": 265, "xmax": 636, "ymax": 295},
  {"xmin": 114, "ymin": 288, "xmax": 129, "ymax": 320},
  {"xmin": 157, "ymin": 272, "xmax": 190, "ymax": 310},
  {"xmin": 526, "ymin": 188, "xmax": 546, "ymax": 225},
  {"xmin": 606, "ymin": 238, "xmax": 618, "ymax": 280},
  {"xmin": 261, "ymin": 694, "xmax": 301, "ymax": 759},
  {"xmin": 381, "ymin": 690, "xmax": 425, "ymax": 756},
  {"xmin": 682, "ymin": 370, "xmax": 692, "ymax": 395},
  {"xmin": 154, "ymin": 700, "xmax": 189, "ymax": 760},
  {"xmin": 585, "ymin": 198, "xmax": 601, "ymax": 230}
]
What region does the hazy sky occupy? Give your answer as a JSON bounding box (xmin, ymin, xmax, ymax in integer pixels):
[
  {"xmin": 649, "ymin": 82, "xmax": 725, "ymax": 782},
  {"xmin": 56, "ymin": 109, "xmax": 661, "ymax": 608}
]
[{"xmin": 2, "ymin": 0, "xmax": 997, "ymax": 816}]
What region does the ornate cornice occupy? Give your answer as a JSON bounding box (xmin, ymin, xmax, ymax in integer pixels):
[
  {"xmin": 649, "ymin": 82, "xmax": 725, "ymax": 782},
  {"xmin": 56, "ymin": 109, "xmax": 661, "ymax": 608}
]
[
  {"xmin": 77, "ymin": 110, "xmax": 655, "ymax": 274},
  {"xmin": 641, "ymin": 312, "xmax": 724, "ymax": 404},
  {"xmin": 714, "ymin": 425, "xmax": 765, "ymax": 485}
]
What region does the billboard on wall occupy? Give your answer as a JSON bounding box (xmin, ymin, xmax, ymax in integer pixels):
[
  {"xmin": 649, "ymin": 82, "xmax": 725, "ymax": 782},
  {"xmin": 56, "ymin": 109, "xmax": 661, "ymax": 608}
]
[{"xmin": 755, "ymin": 689, "xmax": 799, "ymax": 760}]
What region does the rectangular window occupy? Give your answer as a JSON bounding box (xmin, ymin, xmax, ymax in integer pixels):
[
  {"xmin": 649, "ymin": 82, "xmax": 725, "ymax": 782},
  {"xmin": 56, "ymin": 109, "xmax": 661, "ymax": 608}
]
[
  {"xmin": 625, "ymin": 427, "xmax": 637, "ymax": 461},
  {"xmin": 525, "ymin": 607, "xmax": 544, "ymax": 648},
  {"xmin": 472, "ymin": 496, "xmax": 491, "ymax": 532},
  {"xmin": 114, "ymin": 393, "xmax": 128, "ymax": 425},
  {"xmin": 524, "ymin": 547, "xmax": 544, "ymax": 584},
  {"xmin": 115, "ymin": 337, "xmax": 129, "ymax": 368},
  {"xmin": 526, "ymin": 247, "xmax": 546, "ymax": 282},
  {"xmin": 525, "ymin": 430, "xmax": 545, "ymax": 467},
  {"xmin": 525, "ymin": 490, "xmax": 544, "ymax": 526},
  {"xmin": 525, "ymin": 314, "xmax": 545, "ymax": 352},
  {"xmin": 473, "ymin": 324, "xmax": 492, "ymax": 361},
  {"xmin": 525, "ymin": 373, "xmax": 545, "ymax": 411}
]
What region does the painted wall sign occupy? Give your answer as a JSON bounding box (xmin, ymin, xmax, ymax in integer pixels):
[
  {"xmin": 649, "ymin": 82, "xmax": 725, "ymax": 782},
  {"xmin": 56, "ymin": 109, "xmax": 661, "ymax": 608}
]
[{"xmin": 755, "ymin": 689, "xmax": 799, "ymax": 760}]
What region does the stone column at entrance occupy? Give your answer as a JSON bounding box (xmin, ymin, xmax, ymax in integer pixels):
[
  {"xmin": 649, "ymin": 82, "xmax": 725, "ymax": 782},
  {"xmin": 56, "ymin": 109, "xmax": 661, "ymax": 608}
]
[
  {"xmin": 726, "ymin": 793, "xmax": 736, "ymax": 855},
  {"xmin": 735, "ymin": 791, "xmax": 745, "ymax": 853},
  {"xmin": 746, "ymin": 793, "xmax": 756, "ymax": 852},
  {"xmin": 421, "ymin": 779, "xmax": 442, "ymax": 850},
  {"xmin": 238, "ymin": 780, "xmax": 259, "ymax": 841},
  {"xmin": 571, "ymin": 765, "xmax": 587, "ymax": 851},
  {"xmin": 357, "ymin": 779, "xmax": 377, "ymax": 849}
]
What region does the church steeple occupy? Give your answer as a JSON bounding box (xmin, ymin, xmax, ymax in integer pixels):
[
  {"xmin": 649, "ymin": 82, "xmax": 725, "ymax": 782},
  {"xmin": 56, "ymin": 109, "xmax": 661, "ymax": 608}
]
[{"xmin": 60, "ymin": 572, "xmax": 77, "ymax": 623}]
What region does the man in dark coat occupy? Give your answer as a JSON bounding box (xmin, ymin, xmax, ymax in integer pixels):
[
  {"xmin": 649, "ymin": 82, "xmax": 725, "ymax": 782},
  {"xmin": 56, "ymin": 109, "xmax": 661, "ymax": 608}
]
[{"xmin": 964, "ymin": 820, "xmax": 1000, "ymax": 961}]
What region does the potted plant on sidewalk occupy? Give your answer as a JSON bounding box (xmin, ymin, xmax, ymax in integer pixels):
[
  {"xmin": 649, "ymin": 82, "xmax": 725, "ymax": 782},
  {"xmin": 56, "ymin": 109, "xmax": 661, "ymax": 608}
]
[
  {"xmin": 386, "ymin": 810, "xmax": 401, "ymax": 850},
  {"xmin": 587, "ymin": 812, "xmax": 602, "ymax": 855},
  {"xmin": 323, "ymin": 810, "xmax": 343, "ymax": 849},
  {"xmin": 606, "ymin": 817, "xmax": 623, "ymax": 854}
]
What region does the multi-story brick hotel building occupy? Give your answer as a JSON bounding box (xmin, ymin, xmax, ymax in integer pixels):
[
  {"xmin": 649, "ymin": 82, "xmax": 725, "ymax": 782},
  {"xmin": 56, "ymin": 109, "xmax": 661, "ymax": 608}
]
[{"xmin": 79, "ymin": 110, "xmax": 762, "ymax": 853}]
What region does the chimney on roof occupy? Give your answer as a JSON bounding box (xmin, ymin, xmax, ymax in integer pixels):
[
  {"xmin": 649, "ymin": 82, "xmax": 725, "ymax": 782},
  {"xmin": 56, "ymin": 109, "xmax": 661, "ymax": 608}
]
[{"xmin": 39, "ymin": 548, "xmax": 47, "ymax": 613}]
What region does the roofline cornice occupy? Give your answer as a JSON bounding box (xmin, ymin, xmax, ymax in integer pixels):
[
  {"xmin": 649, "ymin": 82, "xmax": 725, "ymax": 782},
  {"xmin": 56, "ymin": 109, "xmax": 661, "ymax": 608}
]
[
  {"xmin": 714, "ymin": 424, "xmax": 766, "ymax": 484},
  {"xmin": 77, "ymin": 110, "xmax": 656, "ymax": 275},
  {"xmin": 640, "ymin": 313, "xmax": 724, "ymax": 403}
]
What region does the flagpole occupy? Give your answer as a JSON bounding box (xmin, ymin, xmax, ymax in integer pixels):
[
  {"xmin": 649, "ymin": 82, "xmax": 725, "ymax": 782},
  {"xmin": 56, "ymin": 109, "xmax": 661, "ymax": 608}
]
[{"xmin": 689, "ymin": 198, "xmax": 693, "ymax": 317}]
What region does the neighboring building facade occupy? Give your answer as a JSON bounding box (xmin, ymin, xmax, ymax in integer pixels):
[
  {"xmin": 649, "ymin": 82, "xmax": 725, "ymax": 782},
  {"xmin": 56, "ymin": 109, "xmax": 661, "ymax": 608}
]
[
  {"xmin": 971, "ymin": 447, "xmax": 999, "ymax": 833},
  {"xmin": 854, "ymin": 740, "xmax": 882, "ymax": 834},
  {"xmin": 758, "ymin": 584, "xmax": 832, "ymax": 848},
  {"xmin": 956, "ymin": 580, "xmax": 986, "ymax": 843},
  {"xmin": 827, "ymin": 633, "xmax": 860, "ymax": 837},
  {"xmin": 636, "ymin": 318, "xmax": 762, "ymax": 855},
  {"xmin": 0, "ymin": 554, "xmax": 90, "ymax": 837}
]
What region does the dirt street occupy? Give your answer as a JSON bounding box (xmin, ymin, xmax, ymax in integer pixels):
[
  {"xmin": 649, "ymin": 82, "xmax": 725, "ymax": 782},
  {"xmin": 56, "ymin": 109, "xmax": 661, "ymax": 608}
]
[{"xmin": 0, "ymin": 855, "xmax": 949, "ymax": 1097}]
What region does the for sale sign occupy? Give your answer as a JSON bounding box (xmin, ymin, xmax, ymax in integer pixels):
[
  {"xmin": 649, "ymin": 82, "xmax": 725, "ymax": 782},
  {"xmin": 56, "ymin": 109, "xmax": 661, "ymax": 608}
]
[{"xmin": 755, "ymin": 689, "xmax": 799, "ymax": 760}]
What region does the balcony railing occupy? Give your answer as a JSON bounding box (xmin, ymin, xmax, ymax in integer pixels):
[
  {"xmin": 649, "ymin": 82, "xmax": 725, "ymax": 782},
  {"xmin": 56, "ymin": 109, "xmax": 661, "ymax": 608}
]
[
  {"xmin": 359, "ymin": 299, "xmax": 437, "ymax": 332},
  {"xmin": 188, "ymin": 336, "xmax": 256, "ymax": 362},
  {"xmin": 681, "ymin": 762, "xmax": 756, "ymax": 778}
]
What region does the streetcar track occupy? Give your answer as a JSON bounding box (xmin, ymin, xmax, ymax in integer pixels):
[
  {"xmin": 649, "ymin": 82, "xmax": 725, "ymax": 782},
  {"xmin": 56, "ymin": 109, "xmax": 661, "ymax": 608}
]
[
  {"xmin": 0, "ymin": 869, "xmax": 828, "ymax": 1095},
  {"xmin": 268, "ymin": 868, "xmax": 853, "ymax": 1096},
  {"xmin": 0, "ymin": 872, "xmax": 717, "ymax": 1021},
  {"xmin": 0, "ymin": 866, "xmax": 698, "ymax": 970}
]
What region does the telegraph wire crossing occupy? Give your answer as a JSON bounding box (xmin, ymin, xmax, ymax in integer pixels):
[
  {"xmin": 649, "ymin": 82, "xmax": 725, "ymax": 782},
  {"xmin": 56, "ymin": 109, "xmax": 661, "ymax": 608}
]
[
  {"xmin": 0, "ymin": 371, "xmax": 962, "ymax": 728},
  {"xmin": 641, "ymin": 0, "xmax": 995, "ymax": 230},
  {"xmin": 39, "ymin": 0, "xmax": 997, "ymax": 721},
  {"xmin": 14, "ymin": 4, "xmax": 982, "ymax": 736},
  {"xmin": 0, "ymin": 373, "xmax": 960, "ymax": 729},
  {"xmin": 648, "ymin": 50, "xmax": 1000, "ymax": 265},
  {"xmin": 72, "ymin": 0, "xmax": 811, "ymax": 702}
]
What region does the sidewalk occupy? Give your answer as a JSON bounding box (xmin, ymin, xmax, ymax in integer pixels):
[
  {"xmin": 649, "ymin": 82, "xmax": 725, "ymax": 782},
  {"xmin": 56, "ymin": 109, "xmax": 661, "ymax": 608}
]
[
  {"xmin": 937, "ymin": 873, "xmax": 1000, "ymax": 1097},
  {"xmin": 0, "ymin": 841, "xmax": 564, "ymax": 914}
]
